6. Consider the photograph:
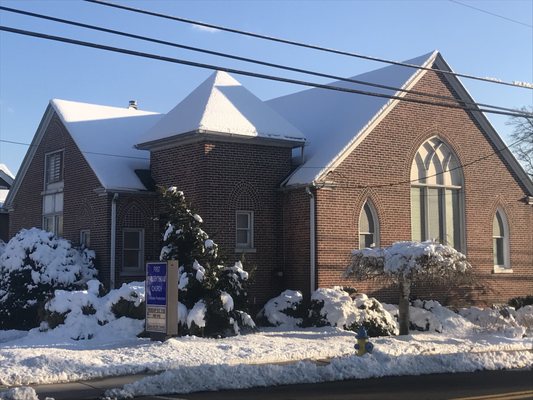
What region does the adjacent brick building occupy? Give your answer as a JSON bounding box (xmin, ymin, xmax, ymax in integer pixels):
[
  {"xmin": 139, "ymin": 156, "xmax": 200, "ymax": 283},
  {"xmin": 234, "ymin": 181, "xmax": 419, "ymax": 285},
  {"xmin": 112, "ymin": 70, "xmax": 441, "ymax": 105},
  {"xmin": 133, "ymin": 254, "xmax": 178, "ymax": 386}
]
[{"xmin": 5, "ymin": 51, "xmax": 533, "ymax": 307}]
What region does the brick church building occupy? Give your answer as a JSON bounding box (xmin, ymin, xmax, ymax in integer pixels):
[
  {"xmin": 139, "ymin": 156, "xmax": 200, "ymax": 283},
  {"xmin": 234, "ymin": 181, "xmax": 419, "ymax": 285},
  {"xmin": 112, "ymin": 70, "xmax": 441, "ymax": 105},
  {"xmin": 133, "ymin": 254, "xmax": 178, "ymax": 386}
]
[{"xmin": 5, "ymin": 51, "xmax": 533, "ymax": 306}]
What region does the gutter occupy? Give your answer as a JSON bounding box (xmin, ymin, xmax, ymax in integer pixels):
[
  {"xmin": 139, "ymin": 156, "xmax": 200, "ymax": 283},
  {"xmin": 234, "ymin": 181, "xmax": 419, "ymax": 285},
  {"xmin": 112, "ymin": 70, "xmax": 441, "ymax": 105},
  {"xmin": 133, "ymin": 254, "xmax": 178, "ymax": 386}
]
[
  {"xmin": 110, "ymin": 192, "xmax": 118, "ymax": 289},
  {"xmin": 305, "ymin": 184, "xmax": 316, "ymax": 295}
]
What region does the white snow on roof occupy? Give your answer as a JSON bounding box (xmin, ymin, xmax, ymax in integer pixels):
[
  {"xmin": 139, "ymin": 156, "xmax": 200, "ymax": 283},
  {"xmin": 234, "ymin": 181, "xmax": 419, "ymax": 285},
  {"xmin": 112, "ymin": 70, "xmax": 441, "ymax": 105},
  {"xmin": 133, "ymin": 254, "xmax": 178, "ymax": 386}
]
[
  {"xmin": 51, "ymin": 99, "xmax": 162, "ymax": 191},
  {"xmin": 267, "ymin": 51, "xmax": 438, "ymax": 186},
  {"xmin": 0, "ymin": 164, "xmax": 14, "ymax": 180},
  {"xmin": 0, "ymin": 190, "xmax": 8, "ymax": 208},
  {"xmin": 137, "ymin": 71, "xmax": 305, "ymax": 147}
]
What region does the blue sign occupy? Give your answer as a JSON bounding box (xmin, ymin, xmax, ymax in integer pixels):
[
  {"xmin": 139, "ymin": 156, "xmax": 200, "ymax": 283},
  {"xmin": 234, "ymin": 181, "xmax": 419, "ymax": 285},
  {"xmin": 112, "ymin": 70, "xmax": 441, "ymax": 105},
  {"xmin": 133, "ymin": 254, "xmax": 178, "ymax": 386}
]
[{"xmin": 146, "ymin": 262, "xmax": 167, "ymax": 306}]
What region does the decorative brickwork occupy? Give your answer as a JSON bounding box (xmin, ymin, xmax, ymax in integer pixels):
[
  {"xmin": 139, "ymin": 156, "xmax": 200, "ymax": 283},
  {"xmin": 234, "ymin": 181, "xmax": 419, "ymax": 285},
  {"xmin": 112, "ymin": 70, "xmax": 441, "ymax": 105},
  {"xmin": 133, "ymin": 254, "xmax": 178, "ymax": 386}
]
[{"xmin": 308, "ymin": 70, "xmax": 532, "ymax": 305}]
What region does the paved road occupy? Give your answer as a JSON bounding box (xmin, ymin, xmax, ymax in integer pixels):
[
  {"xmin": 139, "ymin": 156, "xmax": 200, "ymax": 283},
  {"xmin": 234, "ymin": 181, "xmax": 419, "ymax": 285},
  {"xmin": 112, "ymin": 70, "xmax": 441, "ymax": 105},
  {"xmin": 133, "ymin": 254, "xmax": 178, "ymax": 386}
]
[{"xmin": 147, "ymin": 369, "xmax": 533, "ymax": 400}]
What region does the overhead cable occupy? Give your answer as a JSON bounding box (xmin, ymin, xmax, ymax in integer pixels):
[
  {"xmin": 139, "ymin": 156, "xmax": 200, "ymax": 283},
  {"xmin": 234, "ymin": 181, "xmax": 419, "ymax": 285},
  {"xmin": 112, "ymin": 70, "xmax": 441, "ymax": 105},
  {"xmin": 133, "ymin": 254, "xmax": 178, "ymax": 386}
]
[
  {"xmin": 84, "ymin": 0, "xmax": 533, "ymax": 90},
  {"xmin": 1, "ymin": 25, "xmax": 532, "ymax": 120},
  {"xmin": 0, "ymin": 5, "xmax": 522, "ymax": 115}
]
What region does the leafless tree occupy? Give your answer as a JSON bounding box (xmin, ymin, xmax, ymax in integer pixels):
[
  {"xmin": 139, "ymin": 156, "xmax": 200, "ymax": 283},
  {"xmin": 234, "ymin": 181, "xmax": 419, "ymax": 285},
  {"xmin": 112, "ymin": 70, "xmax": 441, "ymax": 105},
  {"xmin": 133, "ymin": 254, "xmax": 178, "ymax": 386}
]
[{"xmin": 507, "ymin": 107, "xmax": 533, "ymax": 179}]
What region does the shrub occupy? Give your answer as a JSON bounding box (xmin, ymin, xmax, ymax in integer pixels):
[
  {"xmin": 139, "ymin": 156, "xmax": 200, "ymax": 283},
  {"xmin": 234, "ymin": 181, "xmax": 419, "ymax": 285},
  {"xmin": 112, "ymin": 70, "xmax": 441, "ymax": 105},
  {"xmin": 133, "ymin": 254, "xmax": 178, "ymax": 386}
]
[
  {"xmin": 256, "ymin": 290, "xmax": 304, "ymax": 328},
  {"xmin": 508, "ymin": 296, "xmax": 533, "ymax": 310},
  {"xmin": 347, "ymin": 294, "xmax": 399, "ymax": 337},
  {"xmin": 0, "ymin": 228, "xmax": 97, "ymax": 330}
]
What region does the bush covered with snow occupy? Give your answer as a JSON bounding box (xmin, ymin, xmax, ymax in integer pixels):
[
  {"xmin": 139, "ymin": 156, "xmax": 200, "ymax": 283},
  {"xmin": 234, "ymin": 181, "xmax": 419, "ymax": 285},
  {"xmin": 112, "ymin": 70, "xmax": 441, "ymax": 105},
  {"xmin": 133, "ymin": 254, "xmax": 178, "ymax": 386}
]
[
  {"xmin": 459, "ymin": 305, "xmax": 526, "ymax": 338},
  {"xmin": 0, "ymin": 228, "xmax": 97, "ymax": 330},
  {"xmin": 305, "ymin": 287, "xmax": 398, "ymax": 337},
  {"xmin": 159, "ymin": 188, "xmax": 255, "ymax": 337},
  {"xmin": 256, "ymin": 290, "xmax": 304, "ymax": 328},
  {"xmin": 41, "ymin": 280, "xmax": 145, "ymax": 340},
  {"xmin": 0, "ymin": 240, "xmax": 5, "ymax": 258}
]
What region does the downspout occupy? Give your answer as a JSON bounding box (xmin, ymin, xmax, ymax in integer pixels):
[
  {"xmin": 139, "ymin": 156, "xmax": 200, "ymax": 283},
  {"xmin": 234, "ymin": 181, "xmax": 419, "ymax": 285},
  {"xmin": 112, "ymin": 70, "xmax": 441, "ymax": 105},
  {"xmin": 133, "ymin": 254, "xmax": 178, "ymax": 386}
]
[
  {"xmin": 110, "ymin": 192, "xmax": 118, "ymax": 289},
  {"xmin": 305, "ymin": 185, "xmax": 316, "ymax": 295}
]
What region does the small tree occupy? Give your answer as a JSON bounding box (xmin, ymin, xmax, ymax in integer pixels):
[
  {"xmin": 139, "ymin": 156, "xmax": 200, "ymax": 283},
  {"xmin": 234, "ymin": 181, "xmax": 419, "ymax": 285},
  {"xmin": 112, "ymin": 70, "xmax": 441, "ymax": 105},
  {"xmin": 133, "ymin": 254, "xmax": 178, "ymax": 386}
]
[
  {"xmin": 345, "ymin": 241, "xmax": 472, "ymax": 335},
  {"xmin": 507, "ymin": 107, "xmax": 533, "ymax": 179},
  {"xmin": 159, "ymin": 187, "xmax": 255, "ymax": 337}
]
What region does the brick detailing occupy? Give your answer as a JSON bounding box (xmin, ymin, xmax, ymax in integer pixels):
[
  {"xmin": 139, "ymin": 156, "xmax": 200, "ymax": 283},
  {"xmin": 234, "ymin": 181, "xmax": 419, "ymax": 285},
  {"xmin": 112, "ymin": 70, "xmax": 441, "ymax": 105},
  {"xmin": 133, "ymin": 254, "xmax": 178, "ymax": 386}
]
[
  {"xmin": 306, "ymin": 69, "xmax": 532, "ymax": 305},
  {"xmin": 9, "ymin": 114, "xmax": 111, "ymax": 286},
  {"xmin": 151, "ymin": 139, "xmax": 293, "ymax": 305}
]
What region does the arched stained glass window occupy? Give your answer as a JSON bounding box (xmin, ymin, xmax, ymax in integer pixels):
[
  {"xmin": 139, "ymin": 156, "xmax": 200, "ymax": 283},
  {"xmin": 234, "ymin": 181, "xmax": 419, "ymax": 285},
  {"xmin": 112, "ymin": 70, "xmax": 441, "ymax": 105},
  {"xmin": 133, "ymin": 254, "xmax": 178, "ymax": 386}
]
[
  {"xmin": 359, "ymin": 201, "xmax": 379, "ymax": 249},
  {"xmin": 410, "ymin": 137, "xmax": 464, "ymax": 251}
]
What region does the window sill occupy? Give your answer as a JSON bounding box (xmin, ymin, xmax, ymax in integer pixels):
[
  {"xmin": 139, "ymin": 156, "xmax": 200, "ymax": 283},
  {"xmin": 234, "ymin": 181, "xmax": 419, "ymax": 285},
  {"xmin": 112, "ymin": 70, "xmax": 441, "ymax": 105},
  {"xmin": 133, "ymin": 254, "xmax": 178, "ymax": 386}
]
[
  {"xmin": 493, "ymin": 266, "xmax": 513, "ymax": 274},
  {"xmin": 120, "ymin": 270, "xmax": 145, "ymax": 277},
  {"xmin": 235, "ymin": 248, "xmax": 256, "ymax": 253}
]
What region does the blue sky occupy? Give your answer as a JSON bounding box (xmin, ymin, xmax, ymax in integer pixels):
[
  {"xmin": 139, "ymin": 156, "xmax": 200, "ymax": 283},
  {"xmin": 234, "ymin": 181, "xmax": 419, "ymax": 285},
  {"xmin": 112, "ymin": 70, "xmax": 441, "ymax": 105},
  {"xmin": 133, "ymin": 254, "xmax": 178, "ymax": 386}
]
[{"xmin": 0, "ymin": 0, "xmax": 532, "ymax": 175}]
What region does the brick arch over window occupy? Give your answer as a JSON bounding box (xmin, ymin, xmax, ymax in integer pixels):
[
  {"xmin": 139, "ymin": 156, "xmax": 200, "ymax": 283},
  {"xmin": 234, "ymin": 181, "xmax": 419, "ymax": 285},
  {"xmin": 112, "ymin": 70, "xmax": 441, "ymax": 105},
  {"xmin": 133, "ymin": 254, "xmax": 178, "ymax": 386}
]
[
  {"xmin": 75, "ymin": 200, "xmax": 94, "ymax": 228},
  {"xmin": 410, "ymin": 136, "xmax": 465, "ymax": 251},
  {"xmin": 118, "ymin": 199, "xmax": 153, "ymax": 226},
  {"xmin": 227, "ymin": 180, "xmax": 260, "ymax": 210}
]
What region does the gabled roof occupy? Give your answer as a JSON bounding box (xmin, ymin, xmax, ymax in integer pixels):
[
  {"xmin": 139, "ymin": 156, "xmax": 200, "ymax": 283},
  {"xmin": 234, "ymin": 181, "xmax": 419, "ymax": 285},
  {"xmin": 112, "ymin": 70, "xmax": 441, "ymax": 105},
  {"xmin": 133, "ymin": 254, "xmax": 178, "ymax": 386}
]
[
  {"xmin": 5, "ymin": 100, "xmax": 162, "ymax": 208},
  {"xmin": 52, "ymin": 99, "xmax": 162, "ymax": 191},
  {"xmin": 267, "ymin": 51, "xmax": 437, "ymax": 187},
  {"xmin": 0, "ymin": 164, "xmax": 14, "ymax": 208},
  {"xmin": 136, "ymin": 71, "xmax": 305, "ymax": 149},
  {"xmin": 267, "ymin": 51, "xmax": 532, "ymax": 195}
]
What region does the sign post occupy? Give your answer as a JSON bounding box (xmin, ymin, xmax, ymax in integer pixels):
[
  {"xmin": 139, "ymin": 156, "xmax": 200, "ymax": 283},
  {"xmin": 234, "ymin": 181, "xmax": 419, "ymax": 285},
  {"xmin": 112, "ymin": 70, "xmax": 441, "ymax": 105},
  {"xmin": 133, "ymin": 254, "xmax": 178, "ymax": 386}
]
[{"xmin": 145, "ymin": 260, "xmax": 178, "ymax": 340}]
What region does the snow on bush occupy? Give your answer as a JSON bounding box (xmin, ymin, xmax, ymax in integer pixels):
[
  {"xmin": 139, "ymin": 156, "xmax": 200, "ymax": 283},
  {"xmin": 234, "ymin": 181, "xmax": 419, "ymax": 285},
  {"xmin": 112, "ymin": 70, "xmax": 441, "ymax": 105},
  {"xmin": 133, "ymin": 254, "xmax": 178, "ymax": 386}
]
[
  {"xmin": 41, "ymin": 280, "xmax": 145, "ymax": 340},
  {"xmin": 0, "ymin": 386, "xmax": 39, "ymax": 400},
  {"xmin": 159, "ymin": 188, "xmax": 255, "ymax": 337},
  {"xmin": 459, "ymin": 305, "xmax": 526, "ymax": 338},
  {"xmin": 307, "ymin": 287, "xmax": 358, "ymax": 328},
  {"xmin": 0, "ymin": 240, "xmax": 5, "ymax": 257},
  {"xmin": 306, "ymin": 287, "xmax": 398, "ymax": 337},
  {"xmin": 515, "ymin": 305, "xmax": 533, "ymax": 335},
  {"xmin": 0, "ymin": 228, "xmax": 97, "ymax": 330},
  {"xmin": 257, "ymin": 290, "xmax": 304, "ymax": 328}
]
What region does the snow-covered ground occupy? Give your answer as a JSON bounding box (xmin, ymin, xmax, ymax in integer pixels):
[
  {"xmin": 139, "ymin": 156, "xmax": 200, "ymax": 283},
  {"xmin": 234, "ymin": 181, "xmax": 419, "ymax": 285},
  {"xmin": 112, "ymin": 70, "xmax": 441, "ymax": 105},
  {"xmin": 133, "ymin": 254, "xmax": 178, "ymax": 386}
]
[{"xmin": 1, "ymin": 320, "xmax": 532, "ymax": 399}]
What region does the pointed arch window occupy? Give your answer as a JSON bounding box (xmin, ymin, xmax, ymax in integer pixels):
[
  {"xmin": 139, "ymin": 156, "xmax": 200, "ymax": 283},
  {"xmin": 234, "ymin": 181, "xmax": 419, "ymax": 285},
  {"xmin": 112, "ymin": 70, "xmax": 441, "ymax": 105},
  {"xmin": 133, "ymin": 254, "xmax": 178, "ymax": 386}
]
[
  {"xmin": 359, "ymin": 201, "xmax": 379, "ymax": 249},
  {"xmin": 493, "ymin": 209, "xmax": 511, "ymax": 272},
  {"xmin": 410, "ymin": 137, "xmax": 464, "ymax": 251}
]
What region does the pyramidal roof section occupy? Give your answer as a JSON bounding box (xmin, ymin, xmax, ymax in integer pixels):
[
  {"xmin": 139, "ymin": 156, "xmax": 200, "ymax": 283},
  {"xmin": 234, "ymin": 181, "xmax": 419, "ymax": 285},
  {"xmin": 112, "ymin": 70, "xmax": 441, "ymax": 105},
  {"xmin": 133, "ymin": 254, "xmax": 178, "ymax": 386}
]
[{"xmin": 136, "ymin": 71, "xmax": 306, "ymax": 148}]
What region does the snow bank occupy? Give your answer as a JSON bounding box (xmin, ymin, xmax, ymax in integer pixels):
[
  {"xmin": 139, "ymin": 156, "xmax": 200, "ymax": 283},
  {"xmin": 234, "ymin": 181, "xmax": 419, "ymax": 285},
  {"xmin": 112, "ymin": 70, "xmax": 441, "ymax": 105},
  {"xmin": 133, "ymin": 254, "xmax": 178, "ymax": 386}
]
[
  {"xmin": 459, "ymin": 306, "xmax": 526, "ymax": 338},
  {"xmin": 0, "ymin": 387, "xmax": 40, "ymax": 400}
]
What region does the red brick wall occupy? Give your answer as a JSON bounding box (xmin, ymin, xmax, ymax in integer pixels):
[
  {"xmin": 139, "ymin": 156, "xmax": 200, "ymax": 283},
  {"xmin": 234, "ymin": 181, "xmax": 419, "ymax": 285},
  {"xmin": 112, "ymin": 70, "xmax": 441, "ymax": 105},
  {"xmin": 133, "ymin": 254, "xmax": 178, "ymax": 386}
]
[
  {"xmin": 151, "ymin": 139, "xmax": 293, "ymax": 306},
  {"xmin": 308, "ymin": 69, "xmax": 532, "ymax": 306},
  {"xmin": 9, "ymin": 113, "xmax": 112, "ymax": 286}
]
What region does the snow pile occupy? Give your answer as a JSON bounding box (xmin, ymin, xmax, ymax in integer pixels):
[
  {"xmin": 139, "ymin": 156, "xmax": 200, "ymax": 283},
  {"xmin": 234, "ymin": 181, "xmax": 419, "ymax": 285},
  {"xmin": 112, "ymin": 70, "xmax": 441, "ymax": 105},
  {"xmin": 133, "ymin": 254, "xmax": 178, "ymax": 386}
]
[
  {"xmin": 257, "ymin": 290, "xmax": 303, "ymax": 328},
  {"xmin": 0, "ymin": 240, "xmax": 5, "ymax": 257},
  {"xmin": 515, "ymin": 305, "xmax": 533, "ymax": 335},
  {"xmin": 459, "ymin": 306, "xmax": 526, "ymax": 338},
  {"xmin": 0, "ymin": 228, "xmax": 96, "ymax": 330},
  {"xmin": 41, "ymin": 280, "xmax": 145, "ymax": 341},
  {"xmin": 0, "ymin": 387, "xmax": 40, "ymax": 400}
]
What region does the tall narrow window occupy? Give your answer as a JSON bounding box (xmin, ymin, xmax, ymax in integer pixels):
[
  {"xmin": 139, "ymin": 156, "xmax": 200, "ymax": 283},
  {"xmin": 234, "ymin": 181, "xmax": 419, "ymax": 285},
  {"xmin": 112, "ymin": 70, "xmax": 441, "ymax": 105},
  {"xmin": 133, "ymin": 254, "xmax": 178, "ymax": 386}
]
[
  {"xmin": 45, "ymin": 151, "xmax": 63, "ymax": 185},
  {"xmin": 236, "ymin": 211, "xmax": 254, "ymax": 250},
  {"xmin": 493, "ymin": 210, "xmax": 511, "ymax": 272},
  {"xmin": 80, "ymin": 230, "xmax": 91, "ymax": 248},
  {"xmin": 359, "ymin": 201, "xmax": 379, "ymax": 249},
  {"xmin": 410, "ymin": 137, "xmax": 464, "ymax": 251},
  {"xmin": 123, "ymin": 228, "xmax": 144, "ymax": 273},
  {"xmin": 43, "ymin": 150, "xmax": 64, "ymax": 236}
]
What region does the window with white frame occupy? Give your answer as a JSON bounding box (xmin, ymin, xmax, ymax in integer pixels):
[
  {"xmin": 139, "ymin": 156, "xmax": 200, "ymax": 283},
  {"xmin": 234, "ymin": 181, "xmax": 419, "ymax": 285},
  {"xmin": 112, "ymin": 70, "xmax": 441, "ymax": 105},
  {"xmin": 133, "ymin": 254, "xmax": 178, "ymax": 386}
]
[
  {"xmin": 43, "ymin": 150, "xmax": 64, "ymax": 236},
  {"xmin": 493, "ymin": 209, "xmax": 511, "ymax": 272},
  {"xmin": 359, "ymin": 201, "xmax": 379, "ymax": 249},
  {"xmin": 236, "ymin": 211, "xmax": 254, "ymax": 249},
  {"xmin": 123, "ymin": 228, "xmax": 144, "ymax": 273},
  {"xmin": 80, "ymin": 229, "xmax": 91, "ymax": 248},
  {"xmin": 410, "ymin": 137, "xmax": 464, "ymax": 251},
  {"xmin": 42, "ymin": 192, "xmax": 63, "ymax": 236}
]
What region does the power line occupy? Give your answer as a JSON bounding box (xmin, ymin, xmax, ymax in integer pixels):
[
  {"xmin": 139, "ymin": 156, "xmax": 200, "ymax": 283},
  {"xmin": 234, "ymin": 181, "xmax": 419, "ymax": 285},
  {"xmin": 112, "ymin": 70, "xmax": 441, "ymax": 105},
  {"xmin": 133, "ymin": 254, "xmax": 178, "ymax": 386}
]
[
  {"xmin": 1, "ymin": 25, "xmax": 532, "ymax": 120},
  {"xmin": 0, "ymin": 5, "xmax": 522, "ymax": 115},
  {"xmin": 85, "ymin": 0, "xmax": 533, "ymax": 90},
  {"xmin": 449, "ymin": 0, "xmax": 533, "ymax": 29},
  {"xmin": 0, "ymin": 139, "xmax": 149, "ymax": 160}
]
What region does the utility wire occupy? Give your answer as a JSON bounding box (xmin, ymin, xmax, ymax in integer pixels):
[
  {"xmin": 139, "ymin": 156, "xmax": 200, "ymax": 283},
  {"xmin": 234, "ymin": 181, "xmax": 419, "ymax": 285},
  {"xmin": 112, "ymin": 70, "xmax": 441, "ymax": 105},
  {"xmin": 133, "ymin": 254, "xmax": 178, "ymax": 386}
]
[
  {"xmin": 0, "ymin": 5, "xmax": 522, "ymax": 115},
  {"xmin": 449, "ymin": 0, "xmax": 533, "ymax": 29},
  {"xmin": 85, "ymin": 0, "xmax": 533, "ymax": 90},
  {"xmin": 1, "ymin": 25, "xmax": 531, "ymax": 120},
  {"xmin": 0, "ymin": 139, "xmax": 149, "ymax": 160}
]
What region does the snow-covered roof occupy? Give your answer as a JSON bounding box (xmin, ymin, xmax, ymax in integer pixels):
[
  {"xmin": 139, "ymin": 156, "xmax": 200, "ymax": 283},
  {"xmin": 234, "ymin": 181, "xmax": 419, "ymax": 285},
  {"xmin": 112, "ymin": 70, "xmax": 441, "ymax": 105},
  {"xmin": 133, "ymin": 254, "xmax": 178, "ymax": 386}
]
[
  {"xmin": 267, "ymin": 51, "xmax": 438, "ymax": 187},
  {"xmin": 0, "ymin": 164, "xmax": 14, "ymax": 208},
  {"xmin": 51, "ymin": 99, "xmax": 162, "ymax": 191},
  {"xmin": 136, "ymin": 71, "xmax": 306, "ymax": 149}
]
